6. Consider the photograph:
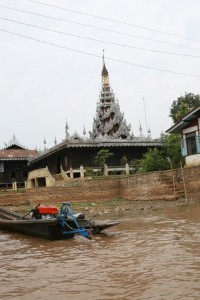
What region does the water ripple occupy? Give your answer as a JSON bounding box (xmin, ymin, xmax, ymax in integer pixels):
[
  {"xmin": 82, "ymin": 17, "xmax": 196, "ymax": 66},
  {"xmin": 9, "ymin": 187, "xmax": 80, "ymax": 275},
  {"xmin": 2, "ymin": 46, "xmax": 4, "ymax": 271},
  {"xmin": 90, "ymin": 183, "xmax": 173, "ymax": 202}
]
[{"xmin": 0, "ymin": 204, "xmax": 200, "ymax": 299}]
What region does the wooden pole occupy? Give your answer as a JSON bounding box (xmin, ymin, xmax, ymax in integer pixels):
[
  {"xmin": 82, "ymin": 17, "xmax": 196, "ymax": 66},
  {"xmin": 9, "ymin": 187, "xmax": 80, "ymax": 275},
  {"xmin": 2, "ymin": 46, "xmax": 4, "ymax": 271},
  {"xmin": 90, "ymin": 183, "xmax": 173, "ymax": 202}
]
[
  {"xmin": 172, "ymin": 175, "xmax": 176, "ymax": 201},
  {"xmin": 180, "ymin": 161, "xmax": 188, "ymax": 204}
]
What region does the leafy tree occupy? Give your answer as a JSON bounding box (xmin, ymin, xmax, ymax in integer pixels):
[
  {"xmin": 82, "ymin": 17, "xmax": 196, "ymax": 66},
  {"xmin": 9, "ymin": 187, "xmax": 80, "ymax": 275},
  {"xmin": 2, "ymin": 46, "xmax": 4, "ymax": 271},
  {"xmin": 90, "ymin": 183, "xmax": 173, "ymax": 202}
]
[
  {"xmin": 139, "ymin": 148, "xmax": 169, "ymax": 172},
  {"xmin": 162, "ymin": 133, "xmax": 184, "ymax": 168},
  {"xmin": 170, "ymin": 93, "xmax": 200, "ymax": 123},
  {"xmin": 94, "ymin": 149, "xmax": 114, "ymax": 170}
]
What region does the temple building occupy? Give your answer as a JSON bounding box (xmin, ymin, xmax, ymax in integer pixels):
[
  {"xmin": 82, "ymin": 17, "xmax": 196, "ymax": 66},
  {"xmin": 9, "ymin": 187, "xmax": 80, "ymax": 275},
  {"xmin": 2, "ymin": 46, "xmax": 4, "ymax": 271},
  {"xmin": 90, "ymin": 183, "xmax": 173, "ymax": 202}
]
[
  {"xmin": 0, "ymin": 135, "xmax": 38, "ymax": 188},
  {"xmin": 27, "ymin": 58, "xmax": 162, "ymax": 184}
]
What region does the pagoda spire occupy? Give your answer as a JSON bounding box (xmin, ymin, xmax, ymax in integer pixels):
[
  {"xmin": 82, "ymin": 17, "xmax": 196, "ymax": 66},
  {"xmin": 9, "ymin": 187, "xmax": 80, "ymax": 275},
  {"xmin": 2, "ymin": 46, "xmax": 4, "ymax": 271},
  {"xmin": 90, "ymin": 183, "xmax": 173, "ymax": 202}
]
[
  {"xmin": 65, "ymin": 118, "xmax": 70, "ymax": 139},
  {"xmin": 90, "ymin": 54, "xmax": 131, "ymax": 140},
  {"xmin": 102, "ymin": 50, "xmax": 109, "ymax": 86},
  {"xmin": 139, "ymin": 122, "xmax": 143, "ymax": 137},
  {"xmin": 43, "ymin": 137, "xmax": 47, "ymax": 151},
  {"xmin": 83, "ymin": 125, "xmax": 86, "ymax": 137}
]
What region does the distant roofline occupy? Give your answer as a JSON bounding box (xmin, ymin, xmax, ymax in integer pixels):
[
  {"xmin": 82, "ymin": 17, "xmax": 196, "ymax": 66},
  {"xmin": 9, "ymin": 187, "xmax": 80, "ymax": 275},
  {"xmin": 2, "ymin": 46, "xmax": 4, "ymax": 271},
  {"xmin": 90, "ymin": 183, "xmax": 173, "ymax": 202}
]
[{"xmin": 3, "ymin": 134, "xmax": 26, "ymax": 150}]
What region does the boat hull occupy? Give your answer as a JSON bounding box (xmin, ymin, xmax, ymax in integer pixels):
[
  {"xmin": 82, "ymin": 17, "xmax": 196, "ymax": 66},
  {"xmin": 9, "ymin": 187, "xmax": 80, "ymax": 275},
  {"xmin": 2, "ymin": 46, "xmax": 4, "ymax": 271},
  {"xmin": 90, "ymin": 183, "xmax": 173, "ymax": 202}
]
[
  {"xmin": 0, "ymin": 208, "xmax": 78, "ymax": 240},
  {"xmin": 79, "ymin": 219, "xmax": 121, "ymax": 233},
  {"xmin": 0, "ymin": 206, "xmax": 120, "ymax": 239},
  {"xmin": 0, "ymin": 218, "xmax": 59, "ymax": 239}
]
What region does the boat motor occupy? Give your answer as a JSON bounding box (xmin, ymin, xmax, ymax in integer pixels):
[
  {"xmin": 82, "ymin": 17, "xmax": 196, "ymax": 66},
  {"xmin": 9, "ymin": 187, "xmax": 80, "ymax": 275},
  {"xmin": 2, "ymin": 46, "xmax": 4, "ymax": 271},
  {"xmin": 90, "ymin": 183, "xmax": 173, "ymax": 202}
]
[{"xmin": 31, "ymin": 205, "xmax": 59, "ymax": 219}]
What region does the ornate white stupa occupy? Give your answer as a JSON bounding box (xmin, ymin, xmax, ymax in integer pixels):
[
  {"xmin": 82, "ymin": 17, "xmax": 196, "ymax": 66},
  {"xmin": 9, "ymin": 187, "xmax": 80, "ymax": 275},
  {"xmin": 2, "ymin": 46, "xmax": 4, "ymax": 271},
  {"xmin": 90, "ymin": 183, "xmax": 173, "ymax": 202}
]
[{"xmin": 90, "ymin": 53, "xmax": 131, "ymax": 140}]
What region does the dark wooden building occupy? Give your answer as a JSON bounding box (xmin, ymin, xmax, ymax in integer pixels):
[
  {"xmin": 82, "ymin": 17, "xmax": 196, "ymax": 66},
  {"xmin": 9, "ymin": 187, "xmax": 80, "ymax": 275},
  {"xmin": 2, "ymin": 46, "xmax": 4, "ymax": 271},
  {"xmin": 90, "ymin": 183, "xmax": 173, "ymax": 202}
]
[
  {"xmin": 28, "ymin": 137, "xmax": 163, "ymax": 177},
  {"xmin": 0, "ymin": 135, "xmax": 38, "ymax": 188}
]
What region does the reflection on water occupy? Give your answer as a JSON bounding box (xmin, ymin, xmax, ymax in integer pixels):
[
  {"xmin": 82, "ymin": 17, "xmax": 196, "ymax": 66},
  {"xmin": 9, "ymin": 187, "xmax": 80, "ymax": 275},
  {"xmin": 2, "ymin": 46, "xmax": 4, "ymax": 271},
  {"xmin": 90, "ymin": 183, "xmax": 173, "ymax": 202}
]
[{"xmin": 1, "ymin": 203, "xmax": 200, "ymax": 300}]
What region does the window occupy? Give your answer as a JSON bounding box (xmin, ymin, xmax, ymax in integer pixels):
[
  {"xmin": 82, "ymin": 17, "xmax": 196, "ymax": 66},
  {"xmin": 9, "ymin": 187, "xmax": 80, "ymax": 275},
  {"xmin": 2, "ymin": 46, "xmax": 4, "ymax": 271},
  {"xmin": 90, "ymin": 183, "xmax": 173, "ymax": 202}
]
[
  {"xmin": 196, "ymin": 134, "xmax": 200, "ymax": 154},
  {"xmin": 181, "ymin": 139, "xmax": 187, "ymax": 156},
  {"xmin": 186, "ymin": 133, "xmax": 197, "ymax": 155}
]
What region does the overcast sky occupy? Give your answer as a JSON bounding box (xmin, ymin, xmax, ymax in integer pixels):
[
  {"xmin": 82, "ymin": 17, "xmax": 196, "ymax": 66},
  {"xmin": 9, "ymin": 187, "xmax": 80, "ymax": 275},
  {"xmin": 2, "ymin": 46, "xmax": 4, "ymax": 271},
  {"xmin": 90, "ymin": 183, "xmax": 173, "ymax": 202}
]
[{"xmin": 1, "ymin": 0, "xmax": 200, "ymax": 150}]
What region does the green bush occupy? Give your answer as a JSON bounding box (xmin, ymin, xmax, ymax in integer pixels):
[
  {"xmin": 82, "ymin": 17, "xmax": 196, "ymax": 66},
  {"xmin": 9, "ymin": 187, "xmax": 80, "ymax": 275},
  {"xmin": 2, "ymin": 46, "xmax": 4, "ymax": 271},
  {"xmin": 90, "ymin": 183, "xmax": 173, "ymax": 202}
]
[
  {"xmin": 85, "ymin": 167, "xmax": 94, "ymax": 177},
  {"xmin": 140, "ymin": 148, "xmax": 169, "ymax": 172}
]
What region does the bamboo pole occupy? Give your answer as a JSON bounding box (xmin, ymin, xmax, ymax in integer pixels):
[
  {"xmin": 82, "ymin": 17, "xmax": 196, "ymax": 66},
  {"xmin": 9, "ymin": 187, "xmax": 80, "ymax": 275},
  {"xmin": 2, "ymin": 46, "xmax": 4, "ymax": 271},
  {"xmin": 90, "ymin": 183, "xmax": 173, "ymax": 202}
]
[
  {"xmin": 172, "ymin": 175, "xmax": 176, "ymax": 201},
  {"xmin": 180, "ymin": 161, "xmax": 188, "ymax": 204}
]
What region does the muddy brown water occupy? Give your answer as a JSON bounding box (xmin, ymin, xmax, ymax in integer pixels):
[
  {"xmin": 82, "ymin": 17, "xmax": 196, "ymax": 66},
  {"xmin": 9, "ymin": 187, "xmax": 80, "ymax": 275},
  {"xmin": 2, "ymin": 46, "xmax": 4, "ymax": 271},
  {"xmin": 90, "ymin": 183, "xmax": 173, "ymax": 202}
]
[{"xmin": 0, "ymin": 202, "xmax": 200, "ymax": 300}]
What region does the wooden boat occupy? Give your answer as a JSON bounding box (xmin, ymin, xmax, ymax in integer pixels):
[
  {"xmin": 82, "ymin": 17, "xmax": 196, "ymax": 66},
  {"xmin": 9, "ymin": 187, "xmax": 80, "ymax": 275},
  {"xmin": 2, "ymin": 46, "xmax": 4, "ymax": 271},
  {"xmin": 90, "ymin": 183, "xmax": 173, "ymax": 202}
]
[
  {"xmin": 79, "ymin": 219, "xmax": 121, "ymax": 234},
  {"xmin": 0, "ymin": 202, "xmax": 120, "ymax": 240},
  {"xmin": 0, "ymin": 207, "xmax": 58, "ymax": 239}
]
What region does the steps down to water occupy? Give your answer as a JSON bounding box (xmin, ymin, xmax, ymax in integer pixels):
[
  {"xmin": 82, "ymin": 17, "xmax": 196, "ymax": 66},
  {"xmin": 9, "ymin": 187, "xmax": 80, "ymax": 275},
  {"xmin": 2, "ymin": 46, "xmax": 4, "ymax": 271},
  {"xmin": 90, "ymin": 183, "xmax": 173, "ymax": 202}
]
[{"xmin": 158, "ymin": 173, "xmax": 186, "ymax": 200}]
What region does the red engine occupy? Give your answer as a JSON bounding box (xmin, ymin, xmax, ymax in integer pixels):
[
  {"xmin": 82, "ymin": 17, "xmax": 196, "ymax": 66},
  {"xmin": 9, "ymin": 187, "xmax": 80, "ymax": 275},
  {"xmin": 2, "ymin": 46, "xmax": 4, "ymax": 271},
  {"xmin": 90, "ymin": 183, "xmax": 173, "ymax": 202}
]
[
  {"xmin": 32, "ymin": 205, "xmax": 59, "ymax": 219},
  {"xmin": 37, "ymin": 205, "xmax": 59, "ymax": 215}
]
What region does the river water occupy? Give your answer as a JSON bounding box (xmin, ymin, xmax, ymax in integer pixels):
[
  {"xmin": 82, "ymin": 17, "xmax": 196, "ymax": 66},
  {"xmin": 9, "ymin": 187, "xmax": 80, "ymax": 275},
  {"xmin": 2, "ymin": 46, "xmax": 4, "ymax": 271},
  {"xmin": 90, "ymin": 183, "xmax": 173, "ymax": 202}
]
[{"xmin": 0, "ymin": 203, "xmax": 200, "ymax": 300}]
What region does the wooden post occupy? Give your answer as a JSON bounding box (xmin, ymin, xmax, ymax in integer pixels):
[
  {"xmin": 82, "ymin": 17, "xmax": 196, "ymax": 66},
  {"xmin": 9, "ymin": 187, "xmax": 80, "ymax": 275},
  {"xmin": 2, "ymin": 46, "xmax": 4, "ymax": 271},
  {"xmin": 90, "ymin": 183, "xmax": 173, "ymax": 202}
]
[
  {"xmin": 172, "ymin": 175, "xmax": 176, "ymax": 200},
  {"xmin": 104, "ymin": 164, "xmax": 108, "ymax": 176},
  {"xmin": 180, "ymin": 162, "xmax": 188, "ymax": 204},
  {"xmin": 70, "ymin": 168, "xmax": 74, "ymax": 179},
  {"xmin": 80, "ymin": 165, "xmax": 84, "ymax": 178},
  {"xmin": 125, "ymin": 163, "xmax": 129, "ymax": 175}
]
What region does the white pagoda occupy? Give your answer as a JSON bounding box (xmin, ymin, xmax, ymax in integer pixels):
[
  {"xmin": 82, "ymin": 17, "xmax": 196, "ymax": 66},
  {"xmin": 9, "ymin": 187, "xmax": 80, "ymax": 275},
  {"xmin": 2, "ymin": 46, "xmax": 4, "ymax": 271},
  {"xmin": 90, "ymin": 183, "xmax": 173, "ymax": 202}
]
[{"xmin": 90, "ymin": 55, "xmax": 131, "ymax": 140}]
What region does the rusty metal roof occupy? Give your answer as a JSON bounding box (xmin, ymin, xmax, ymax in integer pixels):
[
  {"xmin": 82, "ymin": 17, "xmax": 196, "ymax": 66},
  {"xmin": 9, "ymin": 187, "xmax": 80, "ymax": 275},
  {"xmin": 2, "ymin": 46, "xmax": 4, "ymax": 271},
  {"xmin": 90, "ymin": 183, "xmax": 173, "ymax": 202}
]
[{"xmin": 0, "ymin": 149, "xmax": 38, "ymax": 161}]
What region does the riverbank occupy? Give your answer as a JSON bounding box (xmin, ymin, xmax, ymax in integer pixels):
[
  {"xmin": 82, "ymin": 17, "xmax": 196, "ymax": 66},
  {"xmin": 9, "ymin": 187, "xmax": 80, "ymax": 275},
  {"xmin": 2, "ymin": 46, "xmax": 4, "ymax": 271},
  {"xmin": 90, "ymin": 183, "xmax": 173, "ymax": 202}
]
[
  {"xmin": 6, "ymin": 198, "xmax": 196, "ymax": 220},
  {"xmin": 71, "ymin": 198, "xmax": 195, "ymax": 219},
  {"xmin": 1, "ymin": 165, "xmax": 200, "ymax": 208}
]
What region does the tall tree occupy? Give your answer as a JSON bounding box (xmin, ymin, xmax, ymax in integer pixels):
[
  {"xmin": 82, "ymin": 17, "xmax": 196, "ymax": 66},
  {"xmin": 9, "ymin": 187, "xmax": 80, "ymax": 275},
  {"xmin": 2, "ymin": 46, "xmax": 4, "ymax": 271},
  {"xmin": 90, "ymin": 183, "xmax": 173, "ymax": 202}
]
[{"xmin": 169, "ymin": 93, "xmax": 200, "ymax": 123}]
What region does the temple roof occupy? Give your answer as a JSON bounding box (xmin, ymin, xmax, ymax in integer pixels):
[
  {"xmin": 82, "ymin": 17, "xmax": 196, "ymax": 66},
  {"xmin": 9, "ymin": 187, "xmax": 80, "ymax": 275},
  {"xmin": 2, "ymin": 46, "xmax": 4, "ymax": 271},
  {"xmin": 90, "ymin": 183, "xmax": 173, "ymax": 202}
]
[
  {"xmin": 0, "ymin": 135, "xmax": 38, "ymax": 160},
  {"xmin": 29, "ymin": 137, "xmax": 163, "ymax": 164},
  {"xmin": 4, "ymin": 134, "xmax": 25, "ymax": 150},
  {"xmin": 0, "ymin": 149, "xmax": 38, "ymax": 161}
]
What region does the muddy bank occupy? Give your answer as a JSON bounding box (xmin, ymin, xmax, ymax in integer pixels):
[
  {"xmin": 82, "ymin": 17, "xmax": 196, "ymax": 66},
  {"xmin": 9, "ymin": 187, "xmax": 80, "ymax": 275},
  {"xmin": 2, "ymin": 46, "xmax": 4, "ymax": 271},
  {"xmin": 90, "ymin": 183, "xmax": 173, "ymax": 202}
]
[
  {"xmin": 74, "ymin": 199, "xmax": 191, "ymax": 219},
  {"xmin": 7, "ymin": 198, "xmax": 196, "ymax": 220}
]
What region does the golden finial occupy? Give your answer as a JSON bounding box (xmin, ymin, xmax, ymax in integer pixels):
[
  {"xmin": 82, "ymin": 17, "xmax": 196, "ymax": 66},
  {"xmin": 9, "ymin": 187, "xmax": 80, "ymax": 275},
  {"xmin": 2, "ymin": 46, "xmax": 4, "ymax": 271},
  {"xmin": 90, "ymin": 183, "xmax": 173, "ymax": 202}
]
[{"xmin": 102, "ymin": 49, "xmax": 108, "ymax": 77}]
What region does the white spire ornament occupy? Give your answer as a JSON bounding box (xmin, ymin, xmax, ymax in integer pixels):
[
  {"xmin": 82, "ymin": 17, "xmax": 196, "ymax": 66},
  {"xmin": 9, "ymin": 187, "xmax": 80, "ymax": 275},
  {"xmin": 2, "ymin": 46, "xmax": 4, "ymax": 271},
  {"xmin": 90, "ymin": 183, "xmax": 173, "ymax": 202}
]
[{"xmin": 90, "ymin": 52, "xmax": 131, "ymax": 140}]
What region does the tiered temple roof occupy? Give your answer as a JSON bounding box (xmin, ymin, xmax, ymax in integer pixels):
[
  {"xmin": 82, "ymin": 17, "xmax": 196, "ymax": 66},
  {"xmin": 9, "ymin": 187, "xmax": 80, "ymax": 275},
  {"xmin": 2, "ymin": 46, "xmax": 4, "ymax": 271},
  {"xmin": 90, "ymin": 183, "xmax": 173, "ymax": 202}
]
[
  {"xmin": 90, "ymin": 56, "xmax": 131, "ymax": 140},
  {"xmin": 29, "ymin": 58, "xmax": 162, "ymax": 163}
]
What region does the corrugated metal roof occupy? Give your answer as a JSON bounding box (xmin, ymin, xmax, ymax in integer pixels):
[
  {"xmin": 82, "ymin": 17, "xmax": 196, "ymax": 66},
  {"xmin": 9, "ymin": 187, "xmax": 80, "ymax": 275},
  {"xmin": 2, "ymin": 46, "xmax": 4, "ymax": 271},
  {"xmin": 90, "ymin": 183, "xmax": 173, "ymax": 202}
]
[
  {"xmin": 29, "ymin": 138, "xmax": 163, "ymax": 163},
  {"xmin": 0, "ymin": 149, "xmax": 38, "ymax": 160}
]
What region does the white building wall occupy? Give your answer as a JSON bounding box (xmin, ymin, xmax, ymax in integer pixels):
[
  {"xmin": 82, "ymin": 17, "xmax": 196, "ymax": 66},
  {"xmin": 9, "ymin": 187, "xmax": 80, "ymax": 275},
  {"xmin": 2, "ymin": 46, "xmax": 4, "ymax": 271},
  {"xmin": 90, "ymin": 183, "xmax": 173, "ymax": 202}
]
[{"xmin": 185, "ymin": 154, "xmax": 200, "ymax": 167}]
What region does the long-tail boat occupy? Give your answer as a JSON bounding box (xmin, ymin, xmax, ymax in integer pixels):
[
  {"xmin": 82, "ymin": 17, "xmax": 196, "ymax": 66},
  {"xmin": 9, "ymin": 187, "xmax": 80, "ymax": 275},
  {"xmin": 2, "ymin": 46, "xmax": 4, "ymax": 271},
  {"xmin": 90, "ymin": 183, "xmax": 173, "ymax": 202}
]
[{"xmin": 0, "ymin": 202, "xmax": 120, "ymax": 240}]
